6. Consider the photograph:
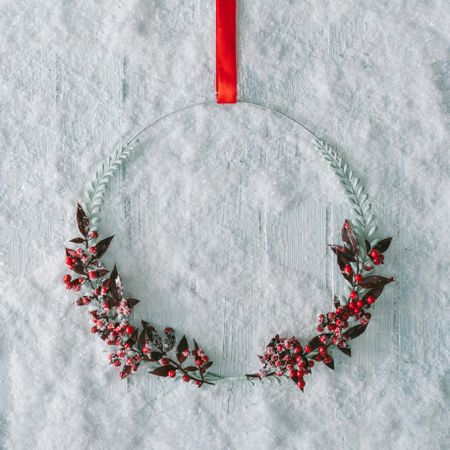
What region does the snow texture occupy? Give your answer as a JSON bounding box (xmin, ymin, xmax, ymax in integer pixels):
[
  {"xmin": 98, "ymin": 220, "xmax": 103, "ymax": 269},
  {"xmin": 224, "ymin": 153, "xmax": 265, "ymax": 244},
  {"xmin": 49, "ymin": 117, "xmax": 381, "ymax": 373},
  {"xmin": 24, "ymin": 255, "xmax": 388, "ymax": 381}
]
[{"xmin": 0, "ymin": 1, "xmax": 449, "ymax": 449}]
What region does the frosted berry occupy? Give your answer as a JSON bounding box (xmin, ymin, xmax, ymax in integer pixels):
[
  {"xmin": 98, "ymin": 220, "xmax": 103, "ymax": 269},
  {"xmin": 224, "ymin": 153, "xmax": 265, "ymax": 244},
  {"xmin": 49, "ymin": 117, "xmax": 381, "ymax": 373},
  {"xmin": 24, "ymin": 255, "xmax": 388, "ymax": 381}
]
[
  {"xmin": 89, "ymin": 231, "xmax": 98, "ymax": 239},
  {"xmin": 90, "ymin": 326, "xmax": 98, "ymax": 333},
  {"xmin": 63, "ymin": 274, "xmax": 71, "ymax": 283},
  {"xmin": 160, "ymin": 357, "xmax": 169, "ymax": 366},
  {"xmin": 164, "ymin": 327, "xmax": 173, "ymax": 335}
]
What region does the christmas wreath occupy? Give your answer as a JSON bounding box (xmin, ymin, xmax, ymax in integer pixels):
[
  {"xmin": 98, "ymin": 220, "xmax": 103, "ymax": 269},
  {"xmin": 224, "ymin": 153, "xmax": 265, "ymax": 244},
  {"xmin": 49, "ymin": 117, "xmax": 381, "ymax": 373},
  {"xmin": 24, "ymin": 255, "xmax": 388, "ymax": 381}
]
[{"xmin": 64, "ymin": 105, "xmax": 394, "ymax": 390}]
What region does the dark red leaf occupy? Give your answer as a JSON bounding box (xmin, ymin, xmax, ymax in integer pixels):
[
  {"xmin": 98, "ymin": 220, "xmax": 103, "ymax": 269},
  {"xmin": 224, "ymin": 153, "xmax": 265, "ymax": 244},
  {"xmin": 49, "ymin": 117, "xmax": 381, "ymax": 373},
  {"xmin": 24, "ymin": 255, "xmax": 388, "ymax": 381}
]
[
  {"xmin": 362, "ymin": 287, "xmax": 384, "ymax": 301},
  {"xmin": 94, "ymin": 269, "xmax": 109, "ymax": 278},
  {"xmin": 334, "ymin": 296, "xmax": 341, "ymax": 309},
  {"xmin": 150, "ymin": 365, "xmax": 176, "ymax": 377},
  {"xmin": 77, "ymin": 204, "xmax": 90, "ymax": 237},
  {"xmin": 341, "ymin": 220, "xmax": 359, "ymax": 254},
  {"xmin": 184, "ymin": 366, "xmax": 198, "ymax": 372},
  {"xmin": 66, "ymin": 248, "xmax": 78, "ymax": 258},
  {"xmin": 148, "ymin": 351, "xmax": 163, "ymax": 362},
  {"xmin": 120, "ymin": 365, "xmax": 132, "ymax": 379},
  {"xmin": 126, "ymin": 329, "xmax": 139, "ymax": 347},
  {"xmin": 202, "ymin": 361, "xmax": 213, "ymax": 370},
  {"xmin": 329, "ymin": 245, "xmax": 356, "ymax": 262},
  {"xmin": 176, "ymin": 335, "xmax": 189, "ymax": 363},
  {"xmin": 126, "ymin": 298, "xmax": 140, "ymax": 308},
  {"xmin": 375, "ymin": 237, "xmax": 392, "ymax": 254},
  {"xmin": 338, "ymin": 346, "xmax": 351, "ymax": 357},
  {"xmin": 70, "ymin": 237, "xmax": 85, "ymax": 244},
  {"xmin": 346, "ymin": 323, "xmax": 368, "ymax": 340},
  {"xmin": 71, "ymin": 264, "xmax": 86, "ymax": 275},
  {"xmin": 323, "ymin": 356, "xmax": 334, "ymax": 369},
  {"xmin": 337, "ymin": 254, "xmax": 353, "ymax": 284},
  {"xmin": 358, "ymin": 276, "xmax": 394, "ymax": 289},
  {"xmin": 365, "ymin": 240, "xmax": 371, "ymax": 254},
  {"xmin": 94, "ymin": 236, "xmax": 114, "ymax": 259},
  {"xmin": 137, "ymin": 329, "xmax": 147, "ymax": 350},
  {"xmin": 307, "ymin": 335, "xmax": 322, "ymax": 351},
  {"xmin": 109, "ymin": 266, "xmax": 123, "ymax": 303}
]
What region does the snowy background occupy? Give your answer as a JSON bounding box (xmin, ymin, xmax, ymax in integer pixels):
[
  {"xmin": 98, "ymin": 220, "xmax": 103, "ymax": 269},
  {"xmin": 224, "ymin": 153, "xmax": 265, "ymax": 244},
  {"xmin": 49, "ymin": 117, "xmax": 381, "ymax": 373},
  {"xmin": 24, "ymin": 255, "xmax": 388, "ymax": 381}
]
[{"xmin": 0, "ymin": 1, "xmax": 449, "ymax": 449}]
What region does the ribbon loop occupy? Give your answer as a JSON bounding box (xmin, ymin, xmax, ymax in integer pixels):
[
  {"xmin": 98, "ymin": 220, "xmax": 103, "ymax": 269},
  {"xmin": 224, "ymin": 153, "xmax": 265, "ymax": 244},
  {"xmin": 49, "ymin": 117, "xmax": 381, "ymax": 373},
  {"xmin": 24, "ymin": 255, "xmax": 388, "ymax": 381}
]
[{"xmin": 216, "ymin": 0, "xmax": 237, "ymax": 103}]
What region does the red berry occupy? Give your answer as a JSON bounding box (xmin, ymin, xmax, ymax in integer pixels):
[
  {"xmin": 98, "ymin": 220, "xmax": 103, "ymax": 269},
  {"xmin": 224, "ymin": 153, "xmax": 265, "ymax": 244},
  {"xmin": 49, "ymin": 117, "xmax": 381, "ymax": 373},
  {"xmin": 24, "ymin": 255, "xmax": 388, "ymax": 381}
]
[
  {"xmin": 308, "ymin": 360, "xmax": 314, "ymax": 368},
  {"xmin": 160, "ymin": 357, "xmax": 169, "ymax": 366},
  {"xmin": 323, "ymin": 356, "xmax": 332, "ymax": 364},
  {"xmin": 373, "ymin": 258, "xmax": 381, "ymax": 265},
  {"xmin": 89, "ymin": 246, "xmax": 96, "ymax": 255},
  {"xmin": 164, "ymin": 327, "xmax": 173, "ymax": 335},
  {"xmin": 142, "ymin": 346, "xmax": 149, "ymax": 354},
  {"xmin": 65, "ymin": 257, "xmax": 75, "ymax": 266},
  {"xmin": 195, "ymin": 380, "xmax": 202, "ymax": 387},
  {"xmin": 304, "ymin": 345, "xmax": 312, "ymax": 353},
  {"xmin": 125, "ymin": 325, "xmax": 134, "ymax": 335},
  {"xmin": 195, "ymin": 359, "xmax": 202, "ymax": 367},
  {"xmin": 182, "ymin": 374, "xmax": 190, "ymax": 382},
  {"xmin": 168, "ymin": 369, "xmax": 176, "ymax": 378},
  {"xmin": 366, "ymin": 295, "xmax": 376, "ymax": 304},
  {"xmin": 343, "ymin": 264, "xmax": 352, "ymax": 275},
  {"xmin": 89, "ymin": 231, "xmax": 98, "ymax": 239},
  {"xmin": 354, "ymin": 274, "xmax": 363, "ymax": 283},
  {"xmin": 349, "ymin": 301, "xmax": 357, "ymax": 310},
  {"xmin": 356, "ymin": 300, "xmax": 364, "ymax": 308},
  {"xmin": 63, "ymin": 274, "xmax": 71, "ymax": 283},
  {"xmin": 90, "ymin": 326, "xmax": 98, "ymax": 333},
  {"xmin": 349, "ymin": 291, "xmax": 358, "ymax": 300},
  {"xmin": 102, "ymin": 302, "xmax": 109, "ymax": 310},
  {"xmin": 297, "ymin": 379, "xmax": 305, "ymax": 389},
  {"xmin": 294, "ymin": 346, "xmax": 302, "ymax": 354},
  {"xmin": 370, "ymin": 248, "xmax": 380, "ymax": 259},
  {"xmin": 318, "ymin": 345, "xmax": 327, "ymax": 355},
  {"xmin": 316, "ymin": 326, "xmax": 324, "ymax": 332},
  {"xmin": 88, "ymin": 271, "xmax": 97, "ymax": 279},
  {"xmin": 327, "ymin": 323, "xmax": 336, "ymax": 331},
  {"xmin": 201, "ymin": 355, "xmax": 209, "ymax": 363}
]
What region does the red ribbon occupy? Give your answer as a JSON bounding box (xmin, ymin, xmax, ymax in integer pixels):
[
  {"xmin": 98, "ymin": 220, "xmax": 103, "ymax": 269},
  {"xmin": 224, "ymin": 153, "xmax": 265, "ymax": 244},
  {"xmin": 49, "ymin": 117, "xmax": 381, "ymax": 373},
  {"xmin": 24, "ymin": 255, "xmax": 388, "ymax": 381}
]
[{"xmin": 216, "ymin": 0, "xmax": 237, "ymax": 103}]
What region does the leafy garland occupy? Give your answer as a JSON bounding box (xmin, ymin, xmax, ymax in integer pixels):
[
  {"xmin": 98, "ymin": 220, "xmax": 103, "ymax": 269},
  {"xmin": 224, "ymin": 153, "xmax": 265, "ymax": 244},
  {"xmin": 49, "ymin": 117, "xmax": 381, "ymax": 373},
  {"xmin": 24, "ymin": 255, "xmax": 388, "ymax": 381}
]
[{"xmin": 64, "ymin": 134, "xmax": 394, "ymax": 390}]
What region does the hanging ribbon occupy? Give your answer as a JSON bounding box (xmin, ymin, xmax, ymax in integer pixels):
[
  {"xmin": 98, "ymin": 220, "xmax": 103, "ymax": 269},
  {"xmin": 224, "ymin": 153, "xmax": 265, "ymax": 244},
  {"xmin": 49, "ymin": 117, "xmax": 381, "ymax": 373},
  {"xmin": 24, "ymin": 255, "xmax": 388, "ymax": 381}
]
[{"xmin": 216, "ymin": 0, "xmax": 237, "ymax": 103}]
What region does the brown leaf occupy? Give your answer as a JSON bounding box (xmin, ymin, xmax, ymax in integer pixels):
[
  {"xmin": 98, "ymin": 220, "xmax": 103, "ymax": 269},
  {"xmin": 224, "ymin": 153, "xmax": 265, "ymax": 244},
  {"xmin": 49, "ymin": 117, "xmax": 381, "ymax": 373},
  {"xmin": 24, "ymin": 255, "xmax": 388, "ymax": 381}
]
[
  {"xmin": 126, "ymin": 298, "xmax": 140, "ymax": 308},
  {"xmin": 341, "ymin": 220, "xmax": 359, "ymax": 254},
  {"xmin": 77, "ymin": 204, "xmax": 90, "ymax": 237},
  {"xmin": 109, "ymin": 266, "xmax": 123, "ymax": 303},
  {"xmin": 362, "ymin": 287, "xmax": 384, "ymax": 301},
  {"xmin": 374, "ymin": 237, "xmax": 392, "ymax": 254},
  {"xmin": 334, "ymin": 296, "xmax": 341, "ymax": 309},
  {"xmin": 70, "ymin": 237, "xmax": 85, "ymax": 244},
  {"xmin": 329, "ymin": 245, "xmax": 356, "ymax": 262},
  {"xmin": 307, "ymin": 335, "xmax": 322, "ymax": 351},
  {"xmin": 346, "ymin": 323, "xmax": 368, "ymax": 340},
  {"xmin": 150, "ymin": 365, "xmax": 176, "ymax": 377},
  {"xmin": 323, "ymin": 356, "xmax": 335, "ymax": 370},
  {"xmin": 337, "ymin": 346, "xmax": 351, "ymax": 357},
  {"xmin": 176, "ymin": 335, "xmax": 189, "ymax": 363},
  {"xmin": 94, "ymin": 236, "xmax": 114, "ymax": 259},
  {"xmin": 358, "ymin": 276, "xmax": 394, "ymax": 289}
]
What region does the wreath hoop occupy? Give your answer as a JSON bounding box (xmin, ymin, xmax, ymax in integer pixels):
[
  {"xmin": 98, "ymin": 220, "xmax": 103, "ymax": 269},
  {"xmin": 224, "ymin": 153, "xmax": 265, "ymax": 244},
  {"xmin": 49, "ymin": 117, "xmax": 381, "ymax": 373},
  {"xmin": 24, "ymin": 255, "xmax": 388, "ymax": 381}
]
[{"xmin": 64, "ymin": 101, "xmax": 393, "ymax": 390}]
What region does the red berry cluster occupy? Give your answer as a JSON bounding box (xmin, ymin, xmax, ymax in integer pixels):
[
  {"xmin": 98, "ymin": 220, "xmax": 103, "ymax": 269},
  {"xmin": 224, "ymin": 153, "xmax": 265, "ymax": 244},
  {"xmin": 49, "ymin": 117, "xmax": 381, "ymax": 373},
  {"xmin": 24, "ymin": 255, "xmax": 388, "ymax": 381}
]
[
  {"xmin": 255, "ymin": 220, "xmax": 393, "ymax": 391},
  {"xmin": 64, "ymin": 204, "xmax": 214, "ymax": 386},
  {"xmin": 258, "ymin": 336, "xmax": 313, "ymax": 390}
]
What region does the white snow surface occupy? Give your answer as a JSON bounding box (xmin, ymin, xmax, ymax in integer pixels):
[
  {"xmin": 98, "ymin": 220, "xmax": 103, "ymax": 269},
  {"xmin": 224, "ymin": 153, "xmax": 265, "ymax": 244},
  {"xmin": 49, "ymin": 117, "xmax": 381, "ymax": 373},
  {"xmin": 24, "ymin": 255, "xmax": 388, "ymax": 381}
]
[{"xmin": 0, "ymin": 1, "xmax": 449, "ymax": 449}]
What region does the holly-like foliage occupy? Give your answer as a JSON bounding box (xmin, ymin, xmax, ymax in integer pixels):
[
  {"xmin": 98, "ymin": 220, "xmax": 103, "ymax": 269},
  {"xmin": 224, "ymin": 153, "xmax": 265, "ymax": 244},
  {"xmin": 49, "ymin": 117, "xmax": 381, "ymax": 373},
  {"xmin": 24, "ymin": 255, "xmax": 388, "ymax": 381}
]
[{"xmin": 64, "ymin": 204, "xmax": 213, "ymax": 387}]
